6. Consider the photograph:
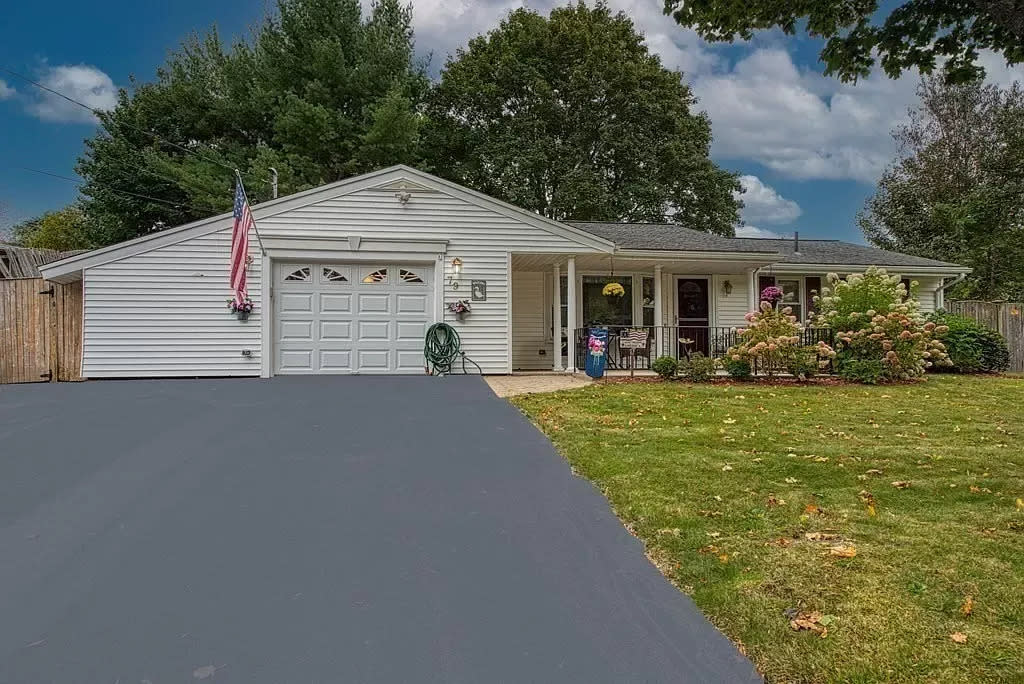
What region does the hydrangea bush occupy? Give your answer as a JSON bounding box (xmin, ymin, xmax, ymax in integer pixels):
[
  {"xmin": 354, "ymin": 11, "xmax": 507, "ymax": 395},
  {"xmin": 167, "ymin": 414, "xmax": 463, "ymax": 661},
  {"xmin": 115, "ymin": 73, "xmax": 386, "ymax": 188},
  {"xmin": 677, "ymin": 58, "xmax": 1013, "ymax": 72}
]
[
  {"xmin": 727, "ymin": 301, "xmax": 835, "ymax": 378},
  {"xmin": 811, "ymin": 267, "xmax": 951, "ymax": 382}
]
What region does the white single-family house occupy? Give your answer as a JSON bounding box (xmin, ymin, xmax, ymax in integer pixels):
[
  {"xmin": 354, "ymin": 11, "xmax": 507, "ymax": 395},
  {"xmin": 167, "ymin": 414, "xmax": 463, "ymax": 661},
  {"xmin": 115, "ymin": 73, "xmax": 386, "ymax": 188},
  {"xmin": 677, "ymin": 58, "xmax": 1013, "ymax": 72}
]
[{"xmin": 39, "ymin": 165, "xmax": 969, "ymax": 378}]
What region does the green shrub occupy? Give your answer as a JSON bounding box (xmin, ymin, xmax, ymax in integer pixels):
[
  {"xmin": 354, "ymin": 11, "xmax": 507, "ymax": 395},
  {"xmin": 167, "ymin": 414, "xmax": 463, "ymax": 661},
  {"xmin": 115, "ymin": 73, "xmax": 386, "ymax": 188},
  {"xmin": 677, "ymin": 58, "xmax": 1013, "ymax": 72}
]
[
  {"xmin": 680, "ymin": 353, "xmax": 717, "ymax": 382},
  {"xmin": 728, "ymin": 302, "xmax": 835, "ymax": 378},
  {"xmin": 784, "ymin": 346, "xmax": 823, "ymax": 380},
  {"xmin": 836, "ymin": 357, "xmax": 887, "ymax": 384},
  {"xmin": 812, "ymin": 267, "xmax": 951, "ymax": 381},
  {"xmin": 652, "ymin": 355, "xmax": 679, "ymax": 380},
  {"xmin": 722, "ymin": 357, "xmax": 752, "ymax": 380},
  {"xmin": 927, "ymin": 312, "xmax": 1010, "ymax": 373}
]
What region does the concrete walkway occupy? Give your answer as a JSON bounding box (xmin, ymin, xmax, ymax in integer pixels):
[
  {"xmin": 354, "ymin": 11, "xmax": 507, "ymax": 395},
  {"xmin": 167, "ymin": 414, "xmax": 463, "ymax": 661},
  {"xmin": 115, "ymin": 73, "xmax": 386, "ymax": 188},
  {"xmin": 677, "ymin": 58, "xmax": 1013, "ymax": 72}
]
[
  {"xmin": 485, "ymin": 372, "xmax": 591, "ymax": 397},
  {"xmin": 0, "ymin": 376, "xmax": 759, "ymax": 683}
]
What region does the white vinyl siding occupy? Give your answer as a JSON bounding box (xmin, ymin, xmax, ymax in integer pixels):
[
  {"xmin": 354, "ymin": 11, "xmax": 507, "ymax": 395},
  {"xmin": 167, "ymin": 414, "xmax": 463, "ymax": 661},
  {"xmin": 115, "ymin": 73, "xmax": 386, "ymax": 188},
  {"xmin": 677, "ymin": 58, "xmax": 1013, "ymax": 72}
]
[
  {"xmin": 912, "ymin": 276, "xmax": 942, "ymax": 313},
  {"xmin": 81, "ymin": 227, "xmax": 262, "ymax": 378},
  {"xmin": 712, "ymin": 274, "xmax": 751, "ymax": 328},
  {"xmin": 511, "ymin": 271, "xmax": 549, "ymax": 370},
  {"xmin": 79, "ymin": 180, "xmax": 598, "ymax": 377}
]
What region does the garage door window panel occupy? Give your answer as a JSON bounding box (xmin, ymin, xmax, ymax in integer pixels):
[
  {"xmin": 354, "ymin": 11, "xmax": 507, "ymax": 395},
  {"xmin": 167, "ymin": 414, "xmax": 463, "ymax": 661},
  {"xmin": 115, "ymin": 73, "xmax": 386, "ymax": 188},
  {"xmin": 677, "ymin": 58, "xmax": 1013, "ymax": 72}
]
[
  {"xmin": 362, "ymin": 268, "xmax": 389, "ymax": 284},
  {"xmin": 284, "ymin": 266, "xmax": 312, "ymax": 282}
]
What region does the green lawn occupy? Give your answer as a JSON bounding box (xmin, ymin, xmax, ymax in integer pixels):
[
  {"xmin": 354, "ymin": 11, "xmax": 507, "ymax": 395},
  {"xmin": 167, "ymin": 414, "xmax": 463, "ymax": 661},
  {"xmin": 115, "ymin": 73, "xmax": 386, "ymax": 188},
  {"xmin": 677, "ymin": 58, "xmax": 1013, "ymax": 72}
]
[{"xmin": 513, "ymin": 375, "xmax": 1024, "ymax": 684}]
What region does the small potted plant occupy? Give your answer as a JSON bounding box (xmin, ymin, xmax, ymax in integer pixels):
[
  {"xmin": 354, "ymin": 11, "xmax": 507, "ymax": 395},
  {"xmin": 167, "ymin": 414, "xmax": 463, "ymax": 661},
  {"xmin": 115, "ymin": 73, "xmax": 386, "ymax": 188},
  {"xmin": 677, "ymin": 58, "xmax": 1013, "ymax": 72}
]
[
  {"xmin": 228, "ymin": 296, "xmax": 254, "ymax": 321},
  {"xmin": 446, "ymin": 299, "xmax": 472, "ymax": 321}
]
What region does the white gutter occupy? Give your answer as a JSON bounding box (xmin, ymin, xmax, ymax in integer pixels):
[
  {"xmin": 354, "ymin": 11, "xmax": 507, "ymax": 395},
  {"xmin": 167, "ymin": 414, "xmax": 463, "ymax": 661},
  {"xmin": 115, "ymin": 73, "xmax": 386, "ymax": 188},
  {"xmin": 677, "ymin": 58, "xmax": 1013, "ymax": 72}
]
[{"xmin": 768, "ymin": 263, "xmax": 972, "ymax": 276}]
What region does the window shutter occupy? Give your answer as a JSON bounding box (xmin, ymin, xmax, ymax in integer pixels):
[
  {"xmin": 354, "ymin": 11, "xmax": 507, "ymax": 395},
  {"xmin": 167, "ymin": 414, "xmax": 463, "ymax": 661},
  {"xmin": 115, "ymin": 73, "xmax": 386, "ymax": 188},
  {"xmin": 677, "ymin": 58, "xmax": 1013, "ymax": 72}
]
[
  {"xmin": 805, "ymin": 276, "xmax": 822, "ymax": 316},
  {"xmin": 758, "ymin": 275, "xmax": 776, "ymax": 301}
]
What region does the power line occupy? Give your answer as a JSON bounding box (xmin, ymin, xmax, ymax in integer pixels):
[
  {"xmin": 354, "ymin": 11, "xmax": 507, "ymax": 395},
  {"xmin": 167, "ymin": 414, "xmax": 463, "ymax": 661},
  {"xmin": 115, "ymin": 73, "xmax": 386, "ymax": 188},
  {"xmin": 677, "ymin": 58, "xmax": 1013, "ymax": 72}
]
[
  {"xmin": 17, "ymin": 166, "xmax": 219, "ymax": 215},
  {"xmin": 1, "ymin": 66, "xmax": 269, "ymax": 186}
]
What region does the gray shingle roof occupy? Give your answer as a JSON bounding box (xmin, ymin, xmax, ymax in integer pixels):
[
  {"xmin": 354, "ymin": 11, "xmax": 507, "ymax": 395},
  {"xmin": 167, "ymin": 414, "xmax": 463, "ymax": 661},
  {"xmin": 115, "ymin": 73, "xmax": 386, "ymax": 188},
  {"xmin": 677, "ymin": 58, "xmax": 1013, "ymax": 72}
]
[{"xmin": 568, "ymin": 222, "xmax": 963, "ymax": 268}]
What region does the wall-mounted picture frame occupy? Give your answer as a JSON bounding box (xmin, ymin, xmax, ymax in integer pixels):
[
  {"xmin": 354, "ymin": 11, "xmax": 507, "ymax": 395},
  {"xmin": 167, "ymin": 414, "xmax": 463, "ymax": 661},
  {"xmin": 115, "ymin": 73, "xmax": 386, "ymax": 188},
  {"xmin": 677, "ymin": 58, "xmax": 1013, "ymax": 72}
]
[{"xmin": 471, "ymin": 280, "xmax": 487, "ymax": 301}]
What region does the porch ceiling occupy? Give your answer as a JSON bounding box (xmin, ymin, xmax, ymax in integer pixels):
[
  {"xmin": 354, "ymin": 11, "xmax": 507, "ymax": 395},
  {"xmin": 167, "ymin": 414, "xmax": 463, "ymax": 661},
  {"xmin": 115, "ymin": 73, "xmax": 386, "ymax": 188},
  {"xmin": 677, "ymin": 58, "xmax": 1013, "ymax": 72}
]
[{"xmin": 511, "ymin": 252, "xmax": 777, "ymax": 274}]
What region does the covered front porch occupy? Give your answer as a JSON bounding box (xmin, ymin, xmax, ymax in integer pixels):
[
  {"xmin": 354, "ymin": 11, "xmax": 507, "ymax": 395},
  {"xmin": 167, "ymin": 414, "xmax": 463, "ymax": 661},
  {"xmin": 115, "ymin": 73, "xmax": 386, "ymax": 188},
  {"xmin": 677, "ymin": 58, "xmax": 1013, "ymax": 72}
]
[{"xmin": 510, "ymin": 252, "xmax": 778, "ymax": 372}]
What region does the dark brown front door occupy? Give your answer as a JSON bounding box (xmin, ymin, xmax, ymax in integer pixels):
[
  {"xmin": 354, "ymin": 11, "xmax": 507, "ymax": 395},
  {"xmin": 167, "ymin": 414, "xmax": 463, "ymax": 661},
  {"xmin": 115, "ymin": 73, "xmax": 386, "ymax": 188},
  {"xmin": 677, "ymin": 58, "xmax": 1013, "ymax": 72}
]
[{"xmin": 677, "ymin": 278, "xmax": 710, "ymax": 356}]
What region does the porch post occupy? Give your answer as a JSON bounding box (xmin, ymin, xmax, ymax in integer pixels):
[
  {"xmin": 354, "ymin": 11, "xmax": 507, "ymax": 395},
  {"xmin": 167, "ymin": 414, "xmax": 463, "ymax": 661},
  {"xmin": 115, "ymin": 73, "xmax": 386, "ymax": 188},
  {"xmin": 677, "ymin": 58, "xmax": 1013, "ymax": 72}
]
[
  {"xmin": 552, "ymin": 263, "xmax": 563, "ymax": 371},
  {"xmin": 653, "ymin": 265, "xmax": 663, "ymax": 357},
  {"xmin": 748, "ymin": 268, "xmax": 759, "ymax": 312},
  {"xmin": 566, "ymin": 256, "xmax": 577, "ymax": 373}
]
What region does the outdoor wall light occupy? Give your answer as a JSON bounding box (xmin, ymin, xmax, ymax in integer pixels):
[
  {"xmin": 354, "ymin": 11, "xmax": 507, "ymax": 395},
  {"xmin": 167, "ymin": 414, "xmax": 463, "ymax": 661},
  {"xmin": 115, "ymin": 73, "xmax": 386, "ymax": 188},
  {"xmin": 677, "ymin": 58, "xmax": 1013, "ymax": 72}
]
[
  {"xmin": 448, "ymin": 257, "xmax": 463, "ymax": 289},
  {"xmin": 395, "ymin": 191, "xmax": 411, "ymax": 205},
  {"xmin": 722, "ymin": 279, "xmax": 734, "ymax": 296}
]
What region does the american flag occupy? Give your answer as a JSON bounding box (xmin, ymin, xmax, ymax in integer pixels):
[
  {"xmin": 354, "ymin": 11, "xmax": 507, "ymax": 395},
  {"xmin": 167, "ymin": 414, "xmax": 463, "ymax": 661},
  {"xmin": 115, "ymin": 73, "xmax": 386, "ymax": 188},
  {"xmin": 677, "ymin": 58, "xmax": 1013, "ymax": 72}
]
[{"xmin": 230, "ymin": 181, "xmax": 253, "ymax": 305}]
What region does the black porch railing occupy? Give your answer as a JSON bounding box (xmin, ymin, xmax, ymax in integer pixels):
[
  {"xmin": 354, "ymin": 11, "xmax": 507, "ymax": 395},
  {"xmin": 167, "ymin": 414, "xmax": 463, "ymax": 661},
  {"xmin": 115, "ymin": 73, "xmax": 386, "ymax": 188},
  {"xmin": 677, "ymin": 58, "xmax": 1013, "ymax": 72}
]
[{"xmin": 573, "ymin": 325, "xmax": 835, "ymax": 372}]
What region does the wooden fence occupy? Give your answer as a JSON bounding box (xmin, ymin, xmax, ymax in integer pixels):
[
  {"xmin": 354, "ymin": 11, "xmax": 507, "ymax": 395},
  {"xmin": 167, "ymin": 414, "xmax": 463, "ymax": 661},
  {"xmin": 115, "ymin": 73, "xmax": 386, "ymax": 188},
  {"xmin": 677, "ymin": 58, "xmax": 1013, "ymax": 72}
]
[
  {"xmin": 0, "ymin": 278, "xmax": 83, "ymax": 383},
  {"xmin": 947, "ymin": 300, "xmax": 1024, "ymax": 373}
]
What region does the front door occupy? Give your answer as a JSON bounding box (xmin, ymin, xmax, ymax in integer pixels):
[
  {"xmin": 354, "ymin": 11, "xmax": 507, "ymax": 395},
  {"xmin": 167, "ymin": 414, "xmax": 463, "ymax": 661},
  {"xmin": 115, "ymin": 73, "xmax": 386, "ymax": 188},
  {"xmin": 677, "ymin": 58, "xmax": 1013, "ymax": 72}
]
[{"xmin": 676, "ymin": 278, "xmax": 710, "ymax": 356}]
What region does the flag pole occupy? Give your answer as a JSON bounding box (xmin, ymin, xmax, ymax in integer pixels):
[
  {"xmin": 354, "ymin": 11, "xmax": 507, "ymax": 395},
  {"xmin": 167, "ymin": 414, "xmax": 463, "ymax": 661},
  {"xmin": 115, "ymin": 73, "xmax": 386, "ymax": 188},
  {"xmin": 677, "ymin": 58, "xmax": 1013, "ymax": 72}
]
[{"xmin": 235, "ymin": 169, "xmax": 267, "ymax": 256}]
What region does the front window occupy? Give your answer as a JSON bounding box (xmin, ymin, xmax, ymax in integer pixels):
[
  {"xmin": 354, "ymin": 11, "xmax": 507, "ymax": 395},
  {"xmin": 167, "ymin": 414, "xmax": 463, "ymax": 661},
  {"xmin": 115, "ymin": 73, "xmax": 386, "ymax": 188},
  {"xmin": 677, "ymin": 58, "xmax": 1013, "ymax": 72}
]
[
  {"xmin": 582, "ymin": 276, "xmax": 633, "ymax": 326},
  {"xmin": 776, "ymin": 278, "xmax": 802, "ymax": 320}
]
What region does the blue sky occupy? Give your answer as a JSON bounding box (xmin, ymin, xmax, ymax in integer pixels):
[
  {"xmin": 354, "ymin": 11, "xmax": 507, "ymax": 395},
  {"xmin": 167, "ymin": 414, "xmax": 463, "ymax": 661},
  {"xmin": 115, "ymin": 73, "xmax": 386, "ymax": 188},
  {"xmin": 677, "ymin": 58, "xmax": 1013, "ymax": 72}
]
[{"xmin": 2, "ymin": 0, "xmax": 1021, "ymax": 244}]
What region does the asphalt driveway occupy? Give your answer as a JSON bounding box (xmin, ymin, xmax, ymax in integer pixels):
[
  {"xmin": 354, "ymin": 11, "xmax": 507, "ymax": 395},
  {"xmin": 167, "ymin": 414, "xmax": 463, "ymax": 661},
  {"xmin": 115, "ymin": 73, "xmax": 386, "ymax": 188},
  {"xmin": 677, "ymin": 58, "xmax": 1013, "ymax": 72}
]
[{"xmin": 0, "ymin": 376, "xmax": 758, "ymax": 683}]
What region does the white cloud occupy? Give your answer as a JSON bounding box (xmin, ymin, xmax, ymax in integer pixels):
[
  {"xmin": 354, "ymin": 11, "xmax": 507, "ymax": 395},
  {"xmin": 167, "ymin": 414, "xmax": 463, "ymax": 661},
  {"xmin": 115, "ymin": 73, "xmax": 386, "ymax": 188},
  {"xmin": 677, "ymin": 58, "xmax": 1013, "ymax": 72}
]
[
  {"xmin": 736, "ymin": 174, "xmax": 801, "ymax": 224},
  {"xmin": 736, "ymin": 225, "xmax": 783, "ymax": 238},
  {"xmin": 691, "ymin": 49, "xmax": 1024, "ymax": 184},
  {"xmin": 0, "ymin": 79, "xmax": 14, "ymax": 100},
  {"xmin": 26, "ymin": 64, "xmax": 117, "ymax": 124}
]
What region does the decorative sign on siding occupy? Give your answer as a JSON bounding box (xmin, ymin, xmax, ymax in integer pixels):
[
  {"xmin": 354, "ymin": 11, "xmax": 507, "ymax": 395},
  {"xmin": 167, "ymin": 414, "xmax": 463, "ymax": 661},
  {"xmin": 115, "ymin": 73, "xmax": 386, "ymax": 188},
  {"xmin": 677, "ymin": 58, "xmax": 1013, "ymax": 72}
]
[{"xmin": 471, "ymin": 280, "xmax": 487, "ymax": 301}]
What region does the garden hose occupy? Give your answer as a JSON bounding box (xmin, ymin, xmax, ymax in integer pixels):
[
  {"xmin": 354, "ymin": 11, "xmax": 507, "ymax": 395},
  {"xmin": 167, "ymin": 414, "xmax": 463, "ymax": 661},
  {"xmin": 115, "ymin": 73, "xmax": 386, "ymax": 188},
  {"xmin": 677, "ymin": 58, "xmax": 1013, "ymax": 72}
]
[{"xmin": 423, "ymin": 322, "xmax": 482, "ymax": 375}]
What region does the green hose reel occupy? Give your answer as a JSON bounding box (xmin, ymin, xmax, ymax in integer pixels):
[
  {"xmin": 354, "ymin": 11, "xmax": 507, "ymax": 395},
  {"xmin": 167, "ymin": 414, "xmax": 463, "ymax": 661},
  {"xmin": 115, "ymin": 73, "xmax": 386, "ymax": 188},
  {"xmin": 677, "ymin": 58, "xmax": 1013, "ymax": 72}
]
[{"xmin": 423, "ymin": 322, "xmax": 482, "ymax": 375}]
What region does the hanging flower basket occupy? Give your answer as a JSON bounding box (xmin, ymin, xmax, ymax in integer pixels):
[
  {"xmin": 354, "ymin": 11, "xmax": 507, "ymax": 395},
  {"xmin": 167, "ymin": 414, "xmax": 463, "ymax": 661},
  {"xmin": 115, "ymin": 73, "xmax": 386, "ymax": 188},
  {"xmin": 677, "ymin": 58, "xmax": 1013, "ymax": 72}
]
[
  {"xmin": 446, "ymin": 299, "xmax": 471, "ymax": 321},
  {"xmin": 228, "ymin": 296, "xmax": 254, "ymax": 321},
  {"xmin": 602, "ymin": 282, "xmax": 626, "ymax": 297}
]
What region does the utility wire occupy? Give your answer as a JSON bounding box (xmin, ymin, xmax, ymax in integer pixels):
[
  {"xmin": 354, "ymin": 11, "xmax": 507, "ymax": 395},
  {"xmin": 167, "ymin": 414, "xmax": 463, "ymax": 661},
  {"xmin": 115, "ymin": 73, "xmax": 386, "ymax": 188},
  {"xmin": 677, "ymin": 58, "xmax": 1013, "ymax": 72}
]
[
  {"xmin": 1, "ymin": 66, "xmax": 269, "ymax": 186},
  {"xmin": 18, "ymin": 166, "xmax": 220, "ymax": 215}
]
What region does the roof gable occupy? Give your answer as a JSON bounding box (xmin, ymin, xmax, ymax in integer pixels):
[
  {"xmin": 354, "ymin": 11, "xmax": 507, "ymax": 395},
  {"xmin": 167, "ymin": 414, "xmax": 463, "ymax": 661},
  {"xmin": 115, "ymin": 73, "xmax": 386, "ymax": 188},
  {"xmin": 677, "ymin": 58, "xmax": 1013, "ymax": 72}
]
[{"xmin": 41, "ymin": 165, "xmax": 614, "ymax": 281}]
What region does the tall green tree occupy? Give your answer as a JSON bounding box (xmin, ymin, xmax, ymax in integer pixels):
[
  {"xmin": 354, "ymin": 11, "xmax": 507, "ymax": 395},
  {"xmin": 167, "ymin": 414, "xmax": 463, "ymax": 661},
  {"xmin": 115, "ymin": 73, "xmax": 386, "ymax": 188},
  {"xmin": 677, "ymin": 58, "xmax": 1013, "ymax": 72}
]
[
  {"xmin": 10, "ymin": 207, "xmax": 96, "ymax": 251},
  {"xmin": 422, "ymin": 2, "xmax": 741, "ymax": 233},
  {"xmin": 860, "ymin": 76, "xmax": 1024, "ymax": 300},
  {"xmin": 664, "ymin": 0, "xmax": 1024, "ymax": 83},
  {"xmin": 76, "ymin": 0, "xmax": 427, "ymax": 245}
]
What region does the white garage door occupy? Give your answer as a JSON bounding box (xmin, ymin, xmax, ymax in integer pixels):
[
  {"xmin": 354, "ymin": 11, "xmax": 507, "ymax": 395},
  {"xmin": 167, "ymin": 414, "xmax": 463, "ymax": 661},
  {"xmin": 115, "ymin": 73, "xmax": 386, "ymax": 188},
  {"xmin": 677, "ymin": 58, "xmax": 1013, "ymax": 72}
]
[{"xmin": 275, "ymin": 262, "xmax": 434, "ymax": 374}]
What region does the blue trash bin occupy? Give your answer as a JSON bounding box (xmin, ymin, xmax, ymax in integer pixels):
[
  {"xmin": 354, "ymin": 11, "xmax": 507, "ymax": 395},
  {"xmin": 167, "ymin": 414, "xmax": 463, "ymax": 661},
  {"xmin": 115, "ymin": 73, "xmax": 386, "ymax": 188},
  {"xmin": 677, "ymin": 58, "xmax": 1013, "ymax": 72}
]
[{"xmin": 584, "ymin": 327, "xmax": 609, "ymax": 379}]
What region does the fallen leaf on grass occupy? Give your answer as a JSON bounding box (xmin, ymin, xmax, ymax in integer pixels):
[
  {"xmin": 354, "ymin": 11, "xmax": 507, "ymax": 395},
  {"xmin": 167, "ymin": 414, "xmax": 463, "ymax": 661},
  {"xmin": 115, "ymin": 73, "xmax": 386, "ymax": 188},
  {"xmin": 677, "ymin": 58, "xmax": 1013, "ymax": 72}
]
[
  {"xmin": 950, "ymin": 632, "xmax": 968, "ymax": 644},
  {"xmin": 804, "ymin": 532, "xmax": 840, "ymax": 541},
  {"xmin": 766, "ymin": 494, "xmax": 786, "ymax": 507},
  {"xmin": 829, "ymin": 544, "xmax": 858, "ymax": 558},
  {"xmin": 722, "ymin": 418, "xmax": 737, "ymax": 424},
  {"xmin": 804, "ymin": 503, "xmax": 825, "ymax": 515},
  {"xmin": 1017, "ymin": 498, "xmax": 1024, "ymax": 511},
  {"xmin": 865, "ymin": 469, "xmax": 883, "ymax": 476},
  {"xmin": 961, "ymin": 596, "xmax": 974, "ymax": 617},
  {"xmin": 891, "ymin": 481, "xmax": 912, "ymax": 489},
  {"xmin": 787, "ymin": 610, "xmax": 831, "ymax": 638},
  {"xmin": 722, "ymin": 464, "xmax": 733, "ymax": 472},
  {"xmin": 785, "ymin": 477, "xmax": 800, "ymax": 484}
]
